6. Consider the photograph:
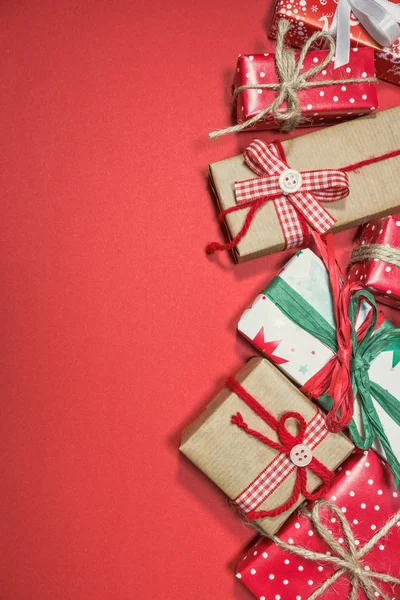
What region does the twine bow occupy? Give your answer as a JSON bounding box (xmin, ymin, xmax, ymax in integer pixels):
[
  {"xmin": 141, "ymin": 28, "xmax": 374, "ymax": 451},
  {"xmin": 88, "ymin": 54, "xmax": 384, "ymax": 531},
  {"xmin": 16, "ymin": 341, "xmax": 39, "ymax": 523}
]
[
  {"xmin": 209, "ymin": 19, "xmax": 377, "ymax": 138},
  {"xmin": 270, "ymin": 500, "xmax": 400, "ymax": 600},
  {"xmin": 206, "ymin": 139, "xmax": 349, "ymax": 254},
  {"xmin": 227, "ymin": 376, "xmax": 334, "ymax": 520}
]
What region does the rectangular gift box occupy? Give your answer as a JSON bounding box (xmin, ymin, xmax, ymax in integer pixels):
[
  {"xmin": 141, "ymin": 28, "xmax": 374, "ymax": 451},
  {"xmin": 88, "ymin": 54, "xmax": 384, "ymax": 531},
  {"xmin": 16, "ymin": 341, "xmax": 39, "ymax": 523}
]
[
  {"xmin": 180, "ymin": 358, "xmax": 354, "ymax": 536},
  {"xmin": 237, "ymin": 247, "xmax": 400, "ymax": 467},
  {"xmin": 234, "ymin": 48, "xmax": 377, "ymax": 131},
  {"xmin": 269, "ymin": 0, "xmax": 400, "ymax": 86},
  {"xmin": 348, "ymin": 216, "xmax": 400, "ymax": 309},
  {"xmin": 235, "ymin": 450, "xmax": 400, "ymax": 600},
  {"xmin": 209, "ymin": 106, "xmax": 400, "ymax": 262}
]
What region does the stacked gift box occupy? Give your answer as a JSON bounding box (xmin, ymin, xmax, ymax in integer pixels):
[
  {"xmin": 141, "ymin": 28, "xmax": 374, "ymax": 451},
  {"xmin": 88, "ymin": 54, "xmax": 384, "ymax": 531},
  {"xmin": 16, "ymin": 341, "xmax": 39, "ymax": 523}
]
[{"xmin": 180, "ymin": 2, "xmax": 400, "ymax": 598}]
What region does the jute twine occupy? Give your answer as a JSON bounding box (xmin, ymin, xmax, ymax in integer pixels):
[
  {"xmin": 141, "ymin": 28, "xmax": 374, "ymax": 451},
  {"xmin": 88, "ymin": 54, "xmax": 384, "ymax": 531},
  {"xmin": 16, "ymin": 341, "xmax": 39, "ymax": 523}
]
[
  {"xmin": 209, "ymin": 19, "xmax": 377, "ymax": 138},
  {"xmin": 350, "ymin": 243, "xmax": 400, "ymax": 268},
  {"xmin": 266, "ymin": 500, "xmax": 400, "ymax": 600}
]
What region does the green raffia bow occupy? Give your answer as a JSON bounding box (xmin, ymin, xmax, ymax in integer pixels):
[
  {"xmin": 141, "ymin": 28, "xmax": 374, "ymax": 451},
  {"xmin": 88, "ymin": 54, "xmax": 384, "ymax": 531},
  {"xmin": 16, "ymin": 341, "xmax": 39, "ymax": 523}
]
[{"xmin": 266, "ymin": 278, "xmax": 400, "ymax": 489}]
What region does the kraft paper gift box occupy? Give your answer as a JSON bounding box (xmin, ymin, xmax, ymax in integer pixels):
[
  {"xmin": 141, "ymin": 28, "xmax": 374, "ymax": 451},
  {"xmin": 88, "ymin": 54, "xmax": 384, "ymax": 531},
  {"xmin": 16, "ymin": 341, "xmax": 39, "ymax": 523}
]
[
  {"xmin": 208, "ymin": 106, "xmax": 400, "ymax": 262},
  {"xmin": 237, "ymin": 247, "xmax": 400, "ymax": 487},
  {"xmin": 180, "ymin": 358, "xmax": 354, "ymax": 536},
  {"xmin": 235, "ymin": 450, "xmax": 400, "ymax": 600}
]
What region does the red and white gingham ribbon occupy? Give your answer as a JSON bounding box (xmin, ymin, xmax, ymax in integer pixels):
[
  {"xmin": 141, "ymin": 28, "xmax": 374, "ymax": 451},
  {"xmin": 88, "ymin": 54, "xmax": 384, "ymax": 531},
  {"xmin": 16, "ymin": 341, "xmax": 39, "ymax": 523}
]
[
  {"xmin": 234, "ymin": 412, "xmax": 328, "ymax": 514},
  {"xmin": 226, "ymin": 376, "xmax": 334, "ymax": 521},
  {"xmin": 235, "ymin": 139, "xmax": 350, "ymax": 250}
]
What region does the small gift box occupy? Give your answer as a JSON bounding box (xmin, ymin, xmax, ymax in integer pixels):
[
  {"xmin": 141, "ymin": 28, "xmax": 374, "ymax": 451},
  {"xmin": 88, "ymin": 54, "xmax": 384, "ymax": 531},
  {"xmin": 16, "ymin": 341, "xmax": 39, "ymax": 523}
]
[
  {"xmin": 269, "ymin": 0, "xmax": 400, "ymax": 86},
  {"xmin": 235, "ymin": 450, "xmax": 400, "ymax": 600},
  {"xmin": 180, "ymin": 358, "xmax": 354, "ymax": 536},
  {"xmin": 207, "ymin": 107, "xmax": 400, "ymax": 262},
  {"xmin": 237, "ymin": 246, "xmax": 400, "ymax": 487},
  {"xmin": 348, "ymin": 216, "xmax": 400, "ymax": 309},
  {"xmin": 233, "ymin": 38, "xmax": 377, "ymax": 132}
]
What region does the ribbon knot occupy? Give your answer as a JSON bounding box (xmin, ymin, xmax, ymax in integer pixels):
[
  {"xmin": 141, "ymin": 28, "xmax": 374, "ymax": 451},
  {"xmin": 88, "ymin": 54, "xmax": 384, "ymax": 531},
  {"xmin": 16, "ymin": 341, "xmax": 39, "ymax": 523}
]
[
  {"xmin": 277, "ymin": 411, "xmax": 307, "ymax": 449},
  {"xmin": 337, "ymin": 346, "xmax": 352, "ymax": 367},
  {"xmin": 226, "ymin": 376, "xmax": 334, "ymax": 521},
  {"xmin": 271, "ymin": 500, "xmax": 400, "ymax": 600},
  {"xmin": 351, "ymin": 353, "xmax": 371, "ymax": 373}
]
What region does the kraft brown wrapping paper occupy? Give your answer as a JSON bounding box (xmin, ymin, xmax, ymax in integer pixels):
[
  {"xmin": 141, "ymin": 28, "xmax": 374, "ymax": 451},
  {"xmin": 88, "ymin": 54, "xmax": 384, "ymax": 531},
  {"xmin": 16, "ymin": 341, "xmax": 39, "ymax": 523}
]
[
  {"xmin": 209, "ymin": 107, "xmax": 400, "ymax": 262},
  {"xmin": 180, "ymin": 358, "xmax": 354, "ymax": 535}
]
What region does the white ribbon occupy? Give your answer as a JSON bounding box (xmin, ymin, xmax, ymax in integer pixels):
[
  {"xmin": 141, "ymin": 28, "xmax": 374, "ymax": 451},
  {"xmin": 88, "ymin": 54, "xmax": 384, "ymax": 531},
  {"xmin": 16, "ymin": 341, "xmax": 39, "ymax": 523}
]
[{"xmin": 330, "ymin": 0, "xmax": 400, "ymax": 68}]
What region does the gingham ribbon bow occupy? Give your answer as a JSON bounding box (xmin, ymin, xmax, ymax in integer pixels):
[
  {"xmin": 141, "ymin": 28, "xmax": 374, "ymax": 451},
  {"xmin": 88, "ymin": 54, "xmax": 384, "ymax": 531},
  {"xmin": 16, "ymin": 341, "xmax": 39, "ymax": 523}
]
[
  {"xmin": 227, "ymin": 377, "xmax": 334, "ymax": 521},
  {"xmin": 235, "ymin": 139, "xmax": 350, "ymax": 250}
]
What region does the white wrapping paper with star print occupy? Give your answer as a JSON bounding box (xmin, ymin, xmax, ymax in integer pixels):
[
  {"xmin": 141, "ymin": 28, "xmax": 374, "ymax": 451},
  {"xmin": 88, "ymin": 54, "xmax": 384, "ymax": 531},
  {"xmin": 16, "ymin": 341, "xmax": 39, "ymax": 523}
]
[{"xmin": 237, "ymin": 248, "xmax": 400, "ymax": 478}]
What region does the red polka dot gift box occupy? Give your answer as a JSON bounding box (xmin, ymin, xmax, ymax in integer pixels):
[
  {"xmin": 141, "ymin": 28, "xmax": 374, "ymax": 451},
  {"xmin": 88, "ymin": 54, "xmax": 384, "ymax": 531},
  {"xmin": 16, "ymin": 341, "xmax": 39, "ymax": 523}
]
[
  {"xmin": 207, "ymin": 107, "xmax": 400, "ymax": 262},
  {"xmin": 348, "ymin": 216, "xmax": 400, "ymax": 309},
  {"xmin": 237, "ymin": 245, "xmax": 400, "ymax": 488},
  {"xmin": 232, "ymin": 44, "xmax": 377, "ymax": 132},
  {"xmin": 180, "ymin": 358, "xmax": 354, "ymax": 536},
  {"xmin": 269, "ymin": 0, "xmax": 400, "ymax": 87},
  {"xmin": 235, "ymin": 450, "xmax": 400, "ymax": 600}
]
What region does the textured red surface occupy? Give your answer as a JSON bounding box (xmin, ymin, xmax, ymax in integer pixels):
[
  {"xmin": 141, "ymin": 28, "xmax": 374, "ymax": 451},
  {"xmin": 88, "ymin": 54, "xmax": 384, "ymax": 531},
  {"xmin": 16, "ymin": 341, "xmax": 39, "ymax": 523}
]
[{"xmin": 0, "ymin": 2, "xmax": 399, "ymax": 599}]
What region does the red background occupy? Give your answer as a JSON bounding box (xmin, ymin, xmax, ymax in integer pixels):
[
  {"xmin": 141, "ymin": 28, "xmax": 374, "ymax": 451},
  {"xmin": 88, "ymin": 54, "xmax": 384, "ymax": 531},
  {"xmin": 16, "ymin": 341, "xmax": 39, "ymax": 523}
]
[{"xmin": 1, "ymin": 2, "xmax": 399, "ymax": 599}]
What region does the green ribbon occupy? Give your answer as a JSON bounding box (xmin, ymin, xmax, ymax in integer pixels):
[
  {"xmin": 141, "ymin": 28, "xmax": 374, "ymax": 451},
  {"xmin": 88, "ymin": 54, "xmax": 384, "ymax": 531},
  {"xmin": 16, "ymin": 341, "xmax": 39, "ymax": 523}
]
[{"xmin": 265, "ymin": 278, "xmax": 400, "ymax": 489}]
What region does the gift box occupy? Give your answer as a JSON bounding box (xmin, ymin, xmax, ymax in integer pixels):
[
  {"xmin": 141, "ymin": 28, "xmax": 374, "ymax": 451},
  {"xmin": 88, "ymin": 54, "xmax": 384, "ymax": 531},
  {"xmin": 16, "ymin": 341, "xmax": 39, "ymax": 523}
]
[
  {"xmin": 208, "ymin": 107, "xmax": 400, "ymax": 262},
  {"xmin": 269, "ymin": 0, "xmax": 400, "ymax": 86},
  {"xmin": 234, "ymin": 47, "xmax": 377, "ymax": 131},
  {"xmin": 237, "ymin": 247, "xmax": 400, "ymax": 485},
  {"xmin": 235, "ymin": 450, "xmax": 400, "ymax": 600},
  {"xmin": 180, "ymin": 358, "xmax": 354, "ymax": 535},
  {"xmin": 348, "ymin": 216, "xmax": 400, "ymax": 309}
]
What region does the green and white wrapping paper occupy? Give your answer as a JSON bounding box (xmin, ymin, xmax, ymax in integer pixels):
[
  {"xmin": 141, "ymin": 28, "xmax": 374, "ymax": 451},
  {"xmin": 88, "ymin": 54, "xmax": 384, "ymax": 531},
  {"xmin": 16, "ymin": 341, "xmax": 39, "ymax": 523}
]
[{"xmin": 238, "ymin": 248, "xmax": 400, "ymax": 469}]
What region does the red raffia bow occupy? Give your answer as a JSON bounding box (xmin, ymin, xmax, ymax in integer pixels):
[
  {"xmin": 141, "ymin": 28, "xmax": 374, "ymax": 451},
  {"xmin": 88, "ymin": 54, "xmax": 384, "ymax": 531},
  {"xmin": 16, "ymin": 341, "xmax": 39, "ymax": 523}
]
[
  {"xmin": 227, "ymin": 376, "xmax": 334, "ymax": 520},
  {"xmin": 299, "ymin": 232, "xmax": 385, "ymax": 433},
  {"xmin": 206, "ymin": 139, "xmax": 350, "ymax": 253}
]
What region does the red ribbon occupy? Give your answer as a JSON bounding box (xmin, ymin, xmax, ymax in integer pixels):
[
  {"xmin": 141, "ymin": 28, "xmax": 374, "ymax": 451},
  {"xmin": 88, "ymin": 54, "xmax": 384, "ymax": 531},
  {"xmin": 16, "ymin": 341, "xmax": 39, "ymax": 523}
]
[
  {"xmin": 300, "ymin": 232, "xmax": 384, "ymax": 432},
  {"xmin": 227, "ymin": 376, "xmax": 334, "ymax": 520}
]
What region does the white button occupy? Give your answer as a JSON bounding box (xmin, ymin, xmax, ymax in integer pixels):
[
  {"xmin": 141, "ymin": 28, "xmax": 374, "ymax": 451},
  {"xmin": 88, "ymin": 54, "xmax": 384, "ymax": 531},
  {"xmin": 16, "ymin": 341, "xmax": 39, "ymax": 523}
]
[
  {"xmin": 279, "ymin": 169, "xmax": 302, "ymax": 194},
  {"xmin": 290, "ymin": 444, "xmax": 312, "ymax": 467}
]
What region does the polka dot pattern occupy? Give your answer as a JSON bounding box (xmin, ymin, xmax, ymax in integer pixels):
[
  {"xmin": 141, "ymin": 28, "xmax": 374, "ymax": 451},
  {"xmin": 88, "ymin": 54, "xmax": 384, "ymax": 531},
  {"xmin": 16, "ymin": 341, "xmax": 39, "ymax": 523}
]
[
  {"xmin": 348, "ymin": 216, "xmax": 400, "ymax": 307},
  {"xmin": 234, "ymin": 45, "xmax": 377, "ymax": 132},
  {"xmin": 236, "ymin": 451, "xmax": 399, "ymax": 600}
]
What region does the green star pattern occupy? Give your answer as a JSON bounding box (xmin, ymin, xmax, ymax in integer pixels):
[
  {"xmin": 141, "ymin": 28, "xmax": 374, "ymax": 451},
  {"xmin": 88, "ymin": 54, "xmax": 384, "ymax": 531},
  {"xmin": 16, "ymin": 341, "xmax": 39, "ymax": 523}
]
[{"xmin": 383, "ymin": 340, "xmax": 400, "ymax": 368}]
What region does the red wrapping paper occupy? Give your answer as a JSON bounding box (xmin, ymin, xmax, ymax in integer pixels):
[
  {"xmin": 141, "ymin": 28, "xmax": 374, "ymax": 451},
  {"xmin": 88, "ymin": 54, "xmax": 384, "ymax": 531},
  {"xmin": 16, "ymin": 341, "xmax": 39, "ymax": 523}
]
[
  {"xmin": 236, "ymin": 450, "xmax": 400, "ymax": 600},
  {"xmin": 269, "ymin": 1, "xmax": 400, "ymax": 86},
  {"xmin": 348, "ymin": 216, "xmax": 400, "ymax": 309},
  {"xmin": 234, "ymin": 48, "xmax": 378, "ymax": 131}
]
